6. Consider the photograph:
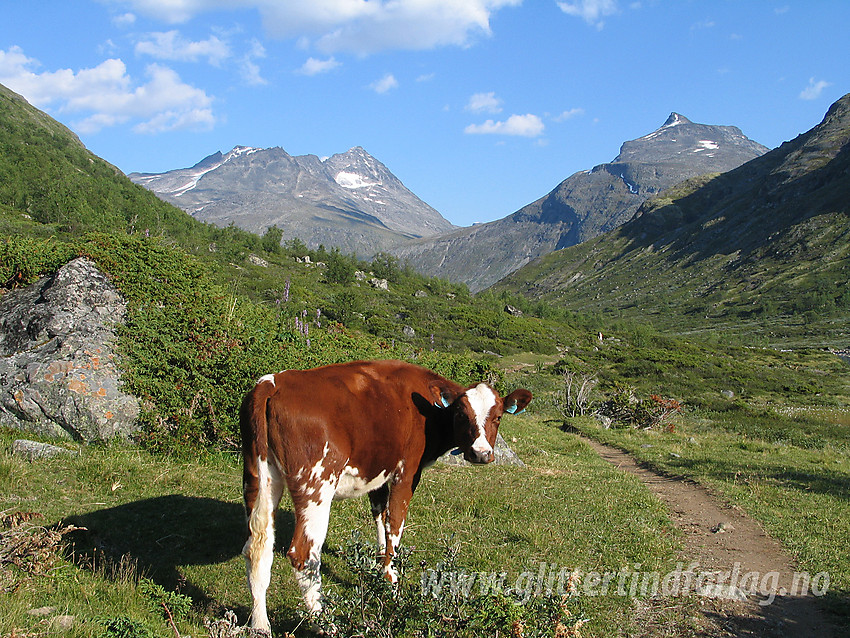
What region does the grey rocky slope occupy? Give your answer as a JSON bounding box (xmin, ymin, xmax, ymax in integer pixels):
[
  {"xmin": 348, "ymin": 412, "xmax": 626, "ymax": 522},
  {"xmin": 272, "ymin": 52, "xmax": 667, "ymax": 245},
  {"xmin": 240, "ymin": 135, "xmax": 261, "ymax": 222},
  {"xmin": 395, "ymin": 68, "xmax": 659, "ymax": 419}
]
[
  {"xmin": 130, "ymin": 146, "xmax": 455, "ymax": 256},
  {"xmin": 391, "ymin": 113, "xmax": 768, "ymax": 292}
]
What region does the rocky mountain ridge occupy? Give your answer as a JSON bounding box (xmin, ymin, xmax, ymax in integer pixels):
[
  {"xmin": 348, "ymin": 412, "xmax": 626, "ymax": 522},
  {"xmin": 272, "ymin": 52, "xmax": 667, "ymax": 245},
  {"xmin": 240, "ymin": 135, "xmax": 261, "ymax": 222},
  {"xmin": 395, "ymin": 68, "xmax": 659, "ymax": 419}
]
[
  {"xmin": 495, "ymin": 93, "xmax": 850, "ymax": 338},
  {"xmin": 130, "ymin": 145, "xmax": 456, "ymax": 256},
  {"xmin": 391, "ymin": 113, "xmax": 768, "ymax": 292}
]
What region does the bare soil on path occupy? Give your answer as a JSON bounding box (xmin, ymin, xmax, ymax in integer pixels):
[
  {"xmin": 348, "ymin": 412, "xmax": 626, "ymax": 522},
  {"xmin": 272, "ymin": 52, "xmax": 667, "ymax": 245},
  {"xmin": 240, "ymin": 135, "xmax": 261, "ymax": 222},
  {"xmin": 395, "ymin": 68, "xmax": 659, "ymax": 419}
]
[{"xmin": 582, "ymin": 437, "xmax": 836, "ymax": 637}]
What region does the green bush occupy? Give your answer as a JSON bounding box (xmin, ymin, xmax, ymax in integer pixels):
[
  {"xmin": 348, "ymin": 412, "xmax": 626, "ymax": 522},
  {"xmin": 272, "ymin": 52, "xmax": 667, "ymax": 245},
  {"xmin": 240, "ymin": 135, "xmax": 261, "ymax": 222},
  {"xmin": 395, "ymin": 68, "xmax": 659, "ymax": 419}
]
[{"xmin": 0, "ymin": 236, "xmax": 75, "ymax": 287}]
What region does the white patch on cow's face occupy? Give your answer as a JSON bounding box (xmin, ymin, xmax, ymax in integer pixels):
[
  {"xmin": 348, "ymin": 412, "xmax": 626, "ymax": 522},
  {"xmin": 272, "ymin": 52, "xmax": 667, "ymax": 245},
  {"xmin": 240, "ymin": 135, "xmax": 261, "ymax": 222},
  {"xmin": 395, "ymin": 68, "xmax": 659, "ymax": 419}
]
[
  {"xmin": 465, "ymin": 383, "xmax": 497, "ymax": 456},
  {"xmin": 256, "ymin": 373, "xmax": 275, "ymax": 387},
  {"xmin": 335, "ymin": 466, "xmax": 390, "ymax": 500}
]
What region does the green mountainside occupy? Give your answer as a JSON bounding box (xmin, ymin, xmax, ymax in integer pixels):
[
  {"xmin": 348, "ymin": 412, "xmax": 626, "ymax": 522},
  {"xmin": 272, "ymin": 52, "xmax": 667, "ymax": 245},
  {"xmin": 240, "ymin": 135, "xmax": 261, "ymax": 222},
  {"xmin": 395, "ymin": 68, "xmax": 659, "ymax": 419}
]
[
  {"xmin": 0, "ymin": 84, "xmax": 205, "ymax": 242},
  {"xmin": 495, "ymin": 93, "xmax": 850, "ymax": 346}
]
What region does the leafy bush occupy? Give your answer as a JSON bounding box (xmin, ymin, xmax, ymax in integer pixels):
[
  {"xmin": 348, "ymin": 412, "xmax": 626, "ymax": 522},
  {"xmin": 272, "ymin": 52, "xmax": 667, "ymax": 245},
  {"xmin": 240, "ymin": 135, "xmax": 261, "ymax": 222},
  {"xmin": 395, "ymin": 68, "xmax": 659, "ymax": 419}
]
[
  {"xmin": 597, "ymin": 384, "xmax": 683, "ymax": 431},
  {"xmin": 315, "ymin": 531, "xmax": 577, "ymax": 638},
  {"xmin": 0, "ymin": 236, "xmax": 74, "ymax": 287},
  {"xmin": 97, "ymin": 616, "xmax": 155, "ymax": 638}
]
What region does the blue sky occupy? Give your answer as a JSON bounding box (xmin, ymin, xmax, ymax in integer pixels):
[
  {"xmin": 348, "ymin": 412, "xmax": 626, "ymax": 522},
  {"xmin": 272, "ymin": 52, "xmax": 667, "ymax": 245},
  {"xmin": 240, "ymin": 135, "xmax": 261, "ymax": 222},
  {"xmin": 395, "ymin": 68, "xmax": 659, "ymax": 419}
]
[{"xmin": 1, "ymin": 1, "xmax": 848, "ymax": 227}]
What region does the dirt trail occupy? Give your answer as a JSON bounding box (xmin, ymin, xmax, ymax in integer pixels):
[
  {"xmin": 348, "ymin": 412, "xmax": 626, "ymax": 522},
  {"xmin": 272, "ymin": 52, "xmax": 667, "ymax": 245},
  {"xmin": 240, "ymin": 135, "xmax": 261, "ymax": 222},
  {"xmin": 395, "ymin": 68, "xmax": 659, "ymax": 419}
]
[{"xmin": 583, "ymin": 437, "xmax": 835, "ymax": 638}]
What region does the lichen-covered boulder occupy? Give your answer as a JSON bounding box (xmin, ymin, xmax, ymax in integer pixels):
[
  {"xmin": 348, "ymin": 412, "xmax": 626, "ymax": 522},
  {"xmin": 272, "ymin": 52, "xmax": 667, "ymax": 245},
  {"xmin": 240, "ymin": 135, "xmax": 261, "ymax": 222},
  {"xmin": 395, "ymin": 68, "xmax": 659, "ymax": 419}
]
[{"xmin": 0, "ymin": 257, "xmax": 139, "ymax": 441}]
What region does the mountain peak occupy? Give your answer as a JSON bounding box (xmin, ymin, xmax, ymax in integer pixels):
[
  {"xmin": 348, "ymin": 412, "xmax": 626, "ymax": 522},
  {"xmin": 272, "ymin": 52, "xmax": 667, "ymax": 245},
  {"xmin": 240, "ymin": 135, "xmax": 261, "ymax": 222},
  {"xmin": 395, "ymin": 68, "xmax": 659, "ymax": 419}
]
[{"xmin": 663, "ymin": 112, "xmax": 692, "ymax": 127}]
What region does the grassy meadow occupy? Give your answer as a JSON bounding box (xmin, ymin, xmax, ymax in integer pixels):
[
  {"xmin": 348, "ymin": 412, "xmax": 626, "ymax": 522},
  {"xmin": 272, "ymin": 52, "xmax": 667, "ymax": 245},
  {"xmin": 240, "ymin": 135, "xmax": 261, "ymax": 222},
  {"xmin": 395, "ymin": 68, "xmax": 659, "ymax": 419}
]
[
  {"xmin": 2, "ymin": 407, "xmax": 704, "ymax": 638},
  {"xmin": 3, "ymin": 346, "xmax": 849, "ymax": 637}
]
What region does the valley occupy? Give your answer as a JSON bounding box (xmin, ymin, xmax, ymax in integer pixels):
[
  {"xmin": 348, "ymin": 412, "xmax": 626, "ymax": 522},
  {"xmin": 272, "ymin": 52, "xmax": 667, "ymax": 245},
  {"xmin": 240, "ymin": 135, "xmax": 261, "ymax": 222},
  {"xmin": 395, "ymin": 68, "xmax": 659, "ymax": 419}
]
[{"xmin": 1, "ymin": 82, "xmax": 849, "ymax": 637}]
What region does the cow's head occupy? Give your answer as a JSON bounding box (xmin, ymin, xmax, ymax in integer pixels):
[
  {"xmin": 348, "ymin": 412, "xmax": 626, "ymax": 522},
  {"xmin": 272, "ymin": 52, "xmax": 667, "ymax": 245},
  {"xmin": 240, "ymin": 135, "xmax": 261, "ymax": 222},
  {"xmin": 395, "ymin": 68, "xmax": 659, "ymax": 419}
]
[{"xmin": 432, "ymin": 383, "xmax": 533, "ymax": 464}]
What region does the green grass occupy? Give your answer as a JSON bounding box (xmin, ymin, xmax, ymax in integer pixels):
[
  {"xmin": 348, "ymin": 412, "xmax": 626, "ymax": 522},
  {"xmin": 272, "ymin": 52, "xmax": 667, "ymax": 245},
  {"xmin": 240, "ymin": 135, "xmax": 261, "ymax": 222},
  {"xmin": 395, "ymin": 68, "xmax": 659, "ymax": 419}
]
[{"xmin": 1, "ymin": 405, "xmax": 718, "ymax": 638}]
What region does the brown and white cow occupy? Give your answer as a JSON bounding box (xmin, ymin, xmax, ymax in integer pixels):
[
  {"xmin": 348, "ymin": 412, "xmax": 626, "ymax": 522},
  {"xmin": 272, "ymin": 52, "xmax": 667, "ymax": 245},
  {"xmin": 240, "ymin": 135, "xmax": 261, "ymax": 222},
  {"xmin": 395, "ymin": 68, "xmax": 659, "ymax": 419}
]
[{"xmin": 240, "ymin": 359, "xmax": 532, "ymax": 631}]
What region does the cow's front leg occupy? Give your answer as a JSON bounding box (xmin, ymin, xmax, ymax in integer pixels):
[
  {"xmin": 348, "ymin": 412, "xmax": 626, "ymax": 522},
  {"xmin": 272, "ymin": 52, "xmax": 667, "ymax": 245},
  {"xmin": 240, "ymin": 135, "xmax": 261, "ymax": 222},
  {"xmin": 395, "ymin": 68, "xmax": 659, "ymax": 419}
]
[
  {"xmin": 368, "ymin": 484, "xmax": 390, "ymax": 558},
  {"xmin": 380, "ymin": 480, "xmax": 414, "ymax": 584},
  {"xmin": 288, "ymin": 482, "xmax": 335, "ymax": 613}
]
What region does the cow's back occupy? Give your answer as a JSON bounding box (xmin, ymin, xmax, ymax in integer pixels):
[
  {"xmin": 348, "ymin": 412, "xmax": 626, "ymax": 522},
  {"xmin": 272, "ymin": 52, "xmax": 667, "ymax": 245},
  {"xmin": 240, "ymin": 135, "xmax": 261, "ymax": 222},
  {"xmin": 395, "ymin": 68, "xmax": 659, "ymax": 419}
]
[{"xmin": 264, "ymin": 360, "xmax": 456, "ymax": 480}]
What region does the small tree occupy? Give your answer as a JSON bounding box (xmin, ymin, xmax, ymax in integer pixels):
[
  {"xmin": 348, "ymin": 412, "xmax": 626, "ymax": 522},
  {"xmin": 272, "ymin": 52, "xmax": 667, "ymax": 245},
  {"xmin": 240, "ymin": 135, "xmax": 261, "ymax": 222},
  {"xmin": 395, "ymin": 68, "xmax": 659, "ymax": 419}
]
[
  {"xmin": 261, "ymin": 225, "xmax": 283, "ymax": 254},
  {"xmin": 325, "ymin": 247, "xmax": 356, "ymax": 284},
  {"xmin": 371, "ymin": 252, "xmax": 401, "ymax": 283},
  {"xmin": 555, "ymin": 370, "xmax": 598, "ymax": 419}
]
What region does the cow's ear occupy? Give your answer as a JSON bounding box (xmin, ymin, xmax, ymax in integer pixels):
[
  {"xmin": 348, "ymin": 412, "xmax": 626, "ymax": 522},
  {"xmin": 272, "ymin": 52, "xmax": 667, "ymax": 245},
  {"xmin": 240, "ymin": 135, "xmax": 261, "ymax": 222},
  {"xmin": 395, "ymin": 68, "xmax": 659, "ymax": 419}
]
[
  {"xmin": 430, "ymin": 383, "xmax": 459, "ymax": 409},
  {"xmin": 503, "ymin": 389, "xmax": 533, "ymax": 415}
]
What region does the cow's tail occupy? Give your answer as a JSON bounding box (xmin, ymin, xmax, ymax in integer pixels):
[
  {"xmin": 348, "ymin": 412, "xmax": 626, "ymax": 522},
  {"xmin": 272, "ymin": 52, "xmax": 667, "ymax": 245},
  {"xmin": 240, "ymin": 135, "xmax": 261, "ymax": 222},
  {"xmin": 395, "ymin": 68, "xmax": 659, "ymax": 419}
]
[{"xmin": 240, "ymin": 380, "xmax": 280, "ymax": 629}]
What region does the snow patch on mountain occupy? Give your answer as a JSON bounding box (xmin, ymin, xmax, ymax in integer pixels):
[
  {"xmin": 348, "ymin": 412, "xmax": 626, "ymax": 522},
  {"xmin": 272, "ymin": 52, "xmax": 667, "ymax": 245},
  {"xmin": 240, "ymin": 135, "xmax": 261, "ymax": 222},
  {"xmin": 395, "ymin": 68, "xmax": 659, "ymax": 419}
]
[
  {"xmin": 133, "ymin": 145, "xmax": 260, "ymax": 197},
  {"xmin": 335, "ymin": 171, "xmax": 378, "ymax": 189}
]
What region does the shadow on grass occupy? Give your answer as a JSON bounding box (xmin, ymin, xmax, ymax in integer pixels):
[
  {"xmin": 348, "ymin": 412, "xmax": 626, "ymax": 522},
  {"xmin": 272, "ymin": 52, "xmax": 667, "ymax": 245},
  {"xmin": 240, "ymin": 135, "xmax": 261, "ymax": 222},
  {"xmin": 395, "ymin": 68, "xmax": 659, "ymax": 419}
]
[{"xmin": 62, "ymin": 494, "xmax": 295, "ymax": 618}]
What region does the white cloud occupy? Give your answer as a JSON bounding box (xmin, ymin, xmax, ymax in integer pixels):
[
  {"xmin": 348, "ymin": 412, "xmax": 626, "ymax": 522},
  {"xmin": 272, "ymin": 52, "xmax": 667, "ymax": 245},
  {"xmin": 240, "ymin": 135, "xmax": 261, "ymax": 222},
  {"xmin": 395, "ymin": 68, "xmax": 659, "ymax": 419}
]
[
  {"xmin": 370, "ymin": 73, "xmax": 398, "ymax": 94},
  {"xmin": 465, "ymin": 113, "xmax": 545, "ymax": 137},
  {"xmin": 466, "ymin": 91, "xmax": 502, "ymax": 114},
  {"xmin": 298, "ymin": 56, "xmax": 341, "ymax": 76},
  {"xmin": 135, "ymin": 30, "xmax": 231, "ymax": 65},
  {"xmin": 0, "ymin": 46, "xmax": 214, "ymax": 134},
  {"xmin": 553, "ymin": 107, "xmax": 584, "ymax": 121},
  {"xmin": 557, "ymin": 0, "xmax": 619, "ymax": 29},
  {"xmin": 240, "ymin": 38, "xmax": 267, "ymax": 85},
  {"xmin": 109, "ymin": 0, "xmax": 522, "ymax": 54},
  {"xmin": 799, "ymin": 77, "xmax": 831, "ymax": 100},
  {"xmin": 113, "ymin": 12, "xmax": 137, "ymax": 26},
  {"xmin": 690, "ymin": 20, "xmax": 715, "ymax": 31}
]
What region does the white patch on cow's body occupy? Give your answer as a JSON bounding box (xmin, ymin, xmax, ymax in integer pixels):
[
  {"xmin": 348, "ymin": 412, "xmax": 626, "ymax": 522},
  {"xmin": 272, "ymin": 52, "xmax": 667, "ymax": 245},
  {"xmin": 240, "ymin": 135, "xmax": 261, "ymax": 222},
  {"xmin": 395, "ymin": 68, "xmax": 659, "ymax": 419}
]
[
  {"xmin": 389, "ymin": 521, "xmax": 405, "ymax": 552},
  {"xmin": 465, "ymin": 383, "xmax": 497, "ymax": 455},
  {"xmin": 294, "ymin": 561, "xmax": 323, "ymax": 613},
  {"xmin": 384, "ymin": 563, "xmax": 399, "ymax": 583},
  {"xmin": 302, "ymin": 479, "xmax": 335, "ymax": 545},
  {"xmin": 335, "ymin": 466, "xmax": 389, "ymax": 500},
  {"xmin": 256, "ymin": 373, "xmax": 275, "ymax": 387},
  {"xmin": 244, "ymin": 456, "xmax": 284, "ymax": 632},
  {"xmin": 289, "ymin": 472, "xmax": 335, "ymax": 614},
  {"xmin": 306, "ymin": 443, "xmax": 331, "ymax": 483},
  {"xmin": 375, "ymin": 514, "xmax": 387, "ymax": 552}
]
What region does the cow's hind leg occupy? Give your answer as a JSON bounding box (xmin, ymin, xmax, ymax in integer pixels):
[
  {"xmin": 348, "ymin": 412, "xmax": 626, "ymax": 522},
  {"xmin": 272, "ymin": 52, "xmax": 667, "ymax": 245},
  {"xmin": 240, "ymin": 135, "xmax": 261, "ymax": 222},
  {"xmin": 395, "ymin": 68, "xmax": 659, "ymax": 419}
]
[
  {"xmin": 243, "ymin": 455, "xmax": 284, "ymax": 633},
  {"xmin": 288, "ymin": 481, "xmax": 335, "ymax": 614},
  {"xmin": 368, "ymin": 484, "xmax": 390, "ymax": 558}
]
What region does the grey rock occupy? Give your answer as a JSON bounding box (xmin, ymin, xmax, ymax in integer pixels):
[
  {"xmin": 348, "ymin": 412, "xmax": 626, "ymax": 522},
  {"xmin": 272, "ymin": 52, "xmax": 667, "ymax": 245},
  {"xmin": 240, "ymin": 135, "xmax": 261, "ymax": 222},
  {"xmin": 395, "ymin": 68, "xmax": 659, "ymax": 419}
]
[
  {"xmin": 247, "ymin": 254, "xmax": 269, "ymax": 267},
  {"xmin": 438, "ymin": 433, "xmax": 525, "ymax": 467},
  {"xmin": 369, "ymin": 278, "xmax": 389, "ymax": 290},
  {"xmin": 12, "ymin": 439, "xmax": 78, "ymax": 460},
  {"xmin": 402, "ymin": 325, "xmax": 416, "ymax": 338},
  {"xmin": 0, "ymin": 258, "xmax": 140, "ymax": 442},
  {"xmin": 721, "ymin": 389, "xmax": 735, "ymax": 399},
  {"xmin": 53, "ymin": 616, "xmax": 75, "ymax": 631},
  {"xmin": 504, "ymin": 304, "xmax": 523, "ymax": 317}
]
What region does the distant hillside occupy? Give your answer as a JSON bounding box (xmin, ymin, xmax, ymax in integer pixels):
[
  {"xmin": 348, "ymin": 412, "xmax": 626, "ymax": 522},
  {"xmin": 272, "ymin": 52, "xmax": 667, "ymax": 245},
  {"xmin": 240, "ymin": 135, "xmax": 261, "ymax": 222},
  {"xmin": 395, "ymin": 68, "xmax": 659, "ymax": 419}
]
[
  {"xmin": 0, "ymin": 83, "xmax": 201, "ymax": 241},
  {"xmin": 130, "ymin": 145, "xmax": 456, "ymax": 256},
  {"xmin": 391, "ymin": 113, "xmax": 767, "ymax": 292},
  {"xmin": 495, "ymin": 93, "xmax": 850, "ymax": 343}
]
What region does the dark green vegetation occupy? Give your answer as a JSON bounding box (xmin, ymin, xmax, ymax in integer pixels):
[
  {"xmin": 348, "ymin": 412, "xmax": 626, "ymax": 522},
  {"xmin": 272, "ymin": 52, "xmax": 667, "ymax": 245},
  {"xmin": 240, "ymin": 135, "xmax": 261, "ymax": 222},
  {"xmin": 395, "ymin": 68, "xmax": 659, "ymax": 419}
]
[
  {"xmin": 496, "ymin": 93, "xmax": 850, "ymax": 347},
  {"xmin": 1, "ymin": 82, "xmax": 849, "ymax": 635}
]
